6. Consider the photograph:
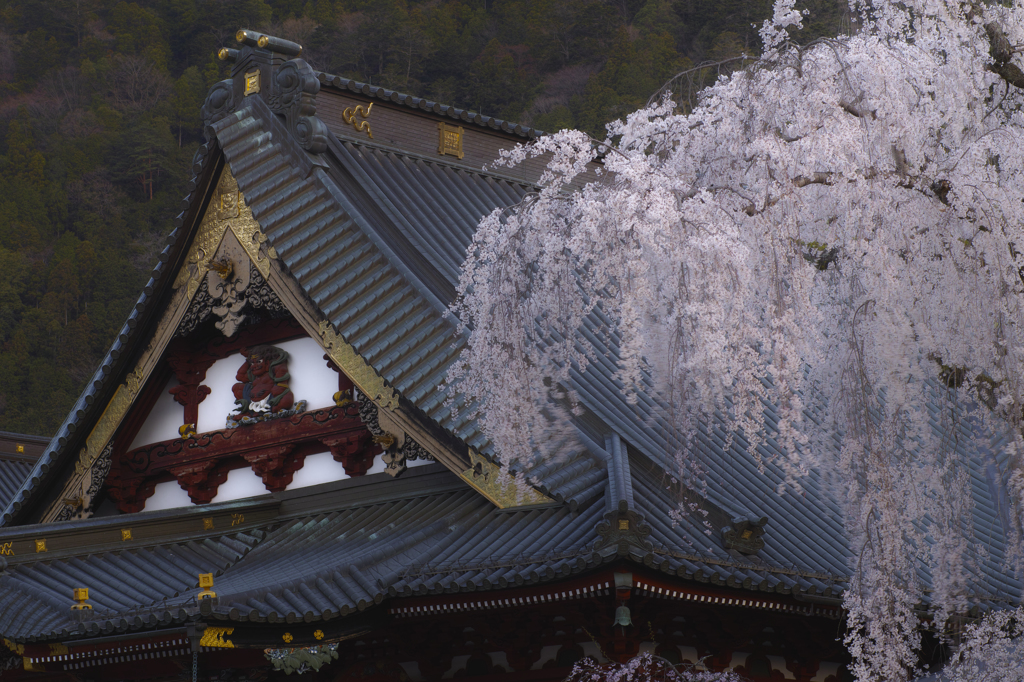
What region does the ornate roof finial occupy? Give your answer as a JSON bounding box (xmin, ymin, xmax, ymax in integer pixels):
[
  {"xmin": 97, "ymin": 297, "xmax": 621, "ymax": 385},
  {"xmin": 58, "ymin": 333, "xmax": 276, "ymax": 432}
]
[{"xmin": 201, "ymin": 29, "xmax": 328, "ymax": 154}]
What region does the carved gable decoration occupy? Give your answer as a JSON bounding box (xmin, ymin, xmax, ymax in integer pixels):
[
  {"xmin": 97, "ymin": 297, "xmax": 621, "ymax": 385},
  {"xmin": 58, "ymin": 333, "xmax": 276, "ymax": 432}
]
[
  {"xmin": 228, "ymin": 345, "xmax": 306, "ymax": 427},
  {"xmin": 173, "ymin": 168, "xmax": 278, "ymax": 304}
]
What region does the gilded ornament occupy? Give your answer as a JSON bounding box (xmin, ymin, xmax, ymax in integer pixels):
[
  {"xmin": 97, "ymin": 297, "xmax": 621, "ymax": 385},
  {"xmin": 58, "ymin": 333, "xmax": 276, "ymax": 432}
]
[
  {"xmin": 342, "ymin": 103, "xmax": 373, "ymax": 139},
  {"xmin": 458, "ymin": 449, "xmax": 552, "ymax": 509},
  {"xmin": 282, "ymin": 633, "xmax": 293, "ymax": 643},
  {"xmin": 203, "ymin": 517, "xmax": 214, "ymax": 530},
  {"xmin": 244, "ymin": 69, "xmax": 261, "ymax": 96},
  {"xmin": 231, "ymin": 512, "xmax": 245, "ymax": 526},
  {"xmin": 438, "ymin": 123, "xmax": 464, "ymax": 160},
  {"xmin": 34, "ymin": 539, "xmax": 46, "ymax": 553},
  {"xmin": 198, "ymin": 573, "xmax": 217, "ymax": 599},
  {"xmin": 318, "ymin": 320, "xmax": 399, "ymax": 410},
  {"xmin": 71, "ymin": 588, "xmax": 91, "ymax": 611},
  {"xmin": 0, "ymin": 542, "xmax": 12, "ymax": 556},
  {"xmin": 200, "ymin": 627, "xmax": 235, "ymax": 648},
  {"xmin": 313, "ymin": 630, "xmax": 324, "ymax": 640},
  {"xmin": 174, "ymin": 168, "xmax": 276, "ymax": 298},
  {"xmin": 121, "ymin": 529, "xmax": 132, "ymax": 541}
]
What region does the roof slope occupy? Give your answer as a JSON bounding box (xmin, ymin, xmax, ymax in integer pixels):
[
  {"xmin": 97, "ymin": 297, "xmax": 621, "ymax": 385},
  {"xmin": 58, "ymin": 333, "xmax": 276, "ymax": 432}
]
[{"xmin": 1, "ymin": 35, "xmax": 1019, "ymax": 645}]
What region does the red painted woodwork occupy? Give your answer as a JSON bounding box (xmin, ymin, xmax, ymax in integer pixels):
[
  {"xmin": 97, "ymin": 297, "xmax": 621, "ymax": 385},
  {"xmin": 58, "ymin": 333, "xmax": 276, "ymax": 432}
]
[
  {"xmin": 240, "ymin": 444, "xmax": 301, "ymax": 492},
  {"xmin": 108, "ymin": 403, "xmax": 379, "ymax": 512},
  {"xmin": 322, "ymin": 432, "xmax": 375, "ymax": 476},
  {"xmin": 166, "ymin": 349, "xmax": 214, "ymax": 426}
]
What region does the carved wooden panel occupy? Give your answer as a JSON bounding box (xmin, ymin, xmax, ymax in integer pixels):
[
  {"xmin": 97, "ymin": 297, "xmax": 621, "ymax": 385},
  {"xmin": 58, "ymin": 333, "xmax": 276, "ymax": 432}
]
[{"xmin": 107, "ymin": 403, "xmax": 378, "ymax": 512}]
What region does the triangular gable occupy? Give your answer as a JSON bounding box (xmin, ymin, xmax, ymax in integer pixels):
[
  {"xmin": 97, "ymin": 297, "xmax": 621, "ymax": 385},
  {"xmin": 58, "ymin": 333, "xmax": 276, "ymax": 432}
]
[{"xmin": 10, "ymin": 119, "xmax": 551, "ymax": 524}]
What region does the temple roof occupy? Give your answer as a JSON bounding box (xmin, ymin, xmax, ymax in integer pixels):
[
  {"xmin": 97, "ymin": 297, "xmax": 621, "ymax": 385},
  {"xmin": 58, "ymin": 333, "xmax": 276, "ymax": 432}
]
[
  {"xmin": 0, "ymin": 432, "xmax": 44, "ymax": 511},
  {"xmin": 0, "ymin": 30, "xmax": 1019, "ymax": 646}
]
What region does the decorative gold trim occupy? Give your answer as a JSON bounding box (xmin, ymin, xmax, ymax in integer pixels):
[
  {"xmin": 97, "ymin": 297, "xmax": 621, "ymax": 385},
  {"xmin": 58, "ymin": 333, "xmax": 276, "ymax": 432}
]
[
  {"xmin": 203, "ymin": 517, "xmax": 214, "ymax": 530},
  {"xmin": 318, "ymin": 320, "xmax": 399, "ymax": 410},
  {"xmin": 229, "ymin": 195, "xmax": 277, "ymax": 279},
  {"xmin": 43, "ymin": 165, "xmax": 281, "ymax": 524},
  {"xmin": 244, "ymin": 69, "xmax": 261, "ymax": 96},
  {"xmin": 438, "ymin": 123, "xmax": 464, "ymax": 160},
  {"xmin": 200, "ymin": 627, "xmax": 235, "ymax": 648},
  {"xmin": 458, "ymin": 450, "xmax": 553, "ymax": 509},
  {"xmin": 34, "ymin": 539, "xmax": 46, "ymax": 553},
  {"xmin": 342, "ymin": 103, "xmax": 373, "ymax": 139},
  {"xmin": 174, "ymin": 170, "xmax": 234, "ymax": 298},
  {"xmin": 0, "ymin": 542, "xmax": 12, "ymax": 556},
  {"xmin": 121, "ymin": 529, "xmax": 132, "ymax": 541}
]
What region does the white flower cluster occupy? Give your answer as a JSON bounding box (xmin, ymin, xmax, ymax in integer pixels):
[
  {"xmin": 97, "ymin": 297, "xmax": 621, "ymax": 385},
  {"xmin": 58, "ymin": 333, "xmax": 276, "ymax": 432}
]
[{"xmin": 448, "ymin": 1, "xmax": 1024, "ymax": 679}]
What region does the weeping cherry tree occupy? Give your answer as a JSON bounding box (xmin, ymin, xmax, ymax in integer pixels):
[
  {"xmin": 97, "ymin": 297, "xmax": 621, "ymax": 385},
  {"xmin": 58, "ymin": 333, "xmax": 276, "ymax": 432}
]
[{"xmin": 448, "ymin": 1, "xmax": 1024, "ymax": 679}]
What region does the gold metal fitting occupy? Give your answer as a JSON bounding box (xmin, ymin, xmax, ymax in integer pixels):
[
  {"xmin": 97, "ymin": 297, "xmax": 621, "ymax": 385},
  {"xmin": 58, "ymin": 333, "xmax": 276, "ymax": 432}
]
[
  {"xmin": 72, "ymin": 588, "xmax": 92, "ymax": 611},
  {"xmin": 198, "ymin": 573, "xmax": 217, "ymax": 600},
  {"xmin": 257, "ymin": 35, "xmax": 269, "ymax": 48},
  {"xmin": 218, "ymin": 47, "xmax": 230, "ymax": 60},
  {"xmin": 373, "ymin": 433, "xmax": 395, "ymax": 449}
]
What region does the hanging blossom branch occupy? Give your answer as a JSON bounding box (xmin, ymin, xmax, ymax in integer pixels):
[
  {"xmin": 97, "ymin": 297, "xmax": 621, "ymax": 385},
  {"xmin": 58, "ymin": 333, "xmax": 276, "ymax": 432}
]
[{"xmin": 448, "ymin": 1, "xmax": 1024, "ymax": 680}]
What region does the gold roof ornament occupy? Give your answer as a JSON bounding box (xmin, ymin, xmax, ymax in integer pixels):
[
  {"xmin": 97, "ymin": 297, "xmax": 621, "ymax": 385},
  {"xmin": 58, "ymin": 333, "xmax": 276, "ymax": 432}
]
[
  {"xmin": 71, "ymin": 588, "xmax": 92, "ymax": 611},
  {"xmin": 198, "ymin": 573, "xmax": 217, "ymax": 600}
]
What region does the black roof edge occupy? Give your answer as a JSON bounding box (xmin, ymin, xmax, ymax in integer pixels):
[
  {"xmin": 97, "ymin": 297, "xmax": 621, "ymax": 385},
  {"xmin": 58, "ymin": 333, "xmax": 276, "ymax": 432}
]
[
  {"xmin": 315, "ymin": 72, "xmax": 545, "ymax": 140},
  {"xmin": 1, "ymin": 144, "xmax": 225, "ymax": 527}
]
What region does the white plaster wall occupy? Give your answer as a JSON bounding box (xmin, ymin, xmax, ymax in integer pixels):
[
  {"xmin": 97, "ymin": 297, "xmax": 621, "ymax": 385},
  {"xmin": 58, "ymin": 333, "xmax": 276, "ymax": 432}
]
[
  {"xmin": 144, "ymin": 480, "xmax": 193, "ymax": 511},
  {"xmin": 397, "ymin": 662, "xmax": 424, "ymax": 682},
  {"xmin": 767, "ymin": 655, "xmax": 796, "ymax": 679},
  {"xmin": 273, "ymin": 337, "xmax": 337, "ymax": 410},
  {"xmin": 196, "ymin": 336, "xmax": 337, "ymax": 434},
  {"xmin": 530, "ymin": 645, "xmax": 560, "ymax": 670},
  {"xmin": 365, "ymin": 453, "xmax": 387, "ymax": 475},
  {"xmin": 210, "ymin": 466, "xmax": 269, "ymax": 503},
  {"xmin": 198, "ymin": 353, "xmax": 243, "ymax": 434},
  {"xmin": 130, "ymin": 377, "xmax": 183, "ymax": 449},
  {"xmin": 285, "ymin": 451, "xmax": 350, "ymax": 490},
  {"xmin": 580, "ymin": 641, "xmax": 605, "ymax": 663},
  {"xmin": 442, "ymin": 655, "xmax": 470, "ymax": 679},
  {"xmin": 813, "ymin": 662, "xmax": 840, "ymax": 682}
]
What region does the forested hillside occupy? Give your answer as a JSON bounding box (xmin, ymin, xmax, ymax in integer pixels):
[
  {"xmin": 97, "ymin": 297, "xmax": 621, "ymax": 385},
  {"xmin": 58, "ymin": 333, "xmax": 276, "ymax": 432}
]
[{"xmin": 0, "ymin": 0, "xmax": 844, "ymax": 437}]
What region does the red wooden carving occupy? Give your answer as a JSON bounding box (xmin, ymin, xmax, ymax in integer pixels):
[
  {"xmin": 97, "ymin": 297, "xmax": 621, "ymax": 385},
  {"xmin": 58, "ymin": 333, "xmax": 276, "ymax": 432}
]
[
  {"xmin": 166, "ymin": 350, "xmax": 214, "ymax": 426},
  {"xmin": 231, "ymin": 345, "xmax": 294, "ymax": 418},
  {"xmin": 321, "ymin": 433, "xmax": 375, "ymax": 477},
  {"xmin": 240, "ymin": 445, "xmax": 302, "ymax": 492},
  {"xmin": 109, "ymin": 404, "xmax": 380, "ymax": 512},
  {"xmin": 168, "ymin": 461, "xmax": 229, "ymax": 505}
]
